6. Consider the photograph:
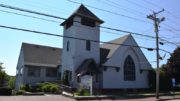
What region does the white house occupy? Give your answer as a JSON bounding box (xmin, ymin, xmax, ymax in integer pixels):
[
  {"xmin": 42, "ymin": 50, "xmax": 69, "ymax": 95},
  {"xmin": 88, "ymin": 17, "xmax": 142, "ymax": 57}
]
[{"xmin": 60, "ymin": 4, "xmax": 152, "ymax": 91}]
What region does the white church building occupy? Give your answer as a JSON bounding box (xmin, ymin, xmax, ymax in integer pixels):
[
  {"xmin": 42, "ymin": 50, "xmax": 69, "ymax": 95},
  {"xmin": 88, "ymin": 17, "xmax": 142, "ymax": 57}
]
[
  {"xmin": 60, "ymin": 4, "xmax": 152, "ymax": 91},
  {"xmin": 15, "ymin": 4, "xmax": 152, "ymax": 91}
]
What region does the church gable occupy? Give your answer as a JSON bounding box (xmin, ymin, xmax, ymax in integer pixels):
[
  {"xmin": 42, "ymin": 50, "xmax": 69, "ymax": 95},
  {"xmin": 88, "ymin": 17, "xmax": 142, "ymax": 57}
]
[
  {"xmin": 102, "ymin": 34, "xmax": 151, "ymax": 88},
  {"xmin": 102, "ymin": 34, "xmax": 151, "ymax": 70}
]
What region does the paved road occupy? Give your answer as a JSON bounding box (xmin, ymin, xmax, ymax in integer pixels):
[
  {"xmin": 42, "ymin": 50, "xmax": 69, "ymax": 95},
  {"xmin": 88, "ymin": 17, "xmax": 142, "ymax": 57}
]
[
  {"xmin": 0, "ymin": 95, "xmax": 75, "ymax": 101},
  {"xmin": 0, "ymin": 95, "xmax": 180, "ymax": 101}
]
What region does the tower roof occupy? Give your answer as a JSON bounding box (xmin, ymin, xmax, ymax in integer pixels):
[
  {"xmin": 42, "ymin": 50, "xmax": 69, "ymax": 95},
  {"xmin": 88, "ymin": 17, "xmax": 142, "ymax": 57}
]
[{"xmin": 61, "ymin": 4, "xmax": 104, "ymax": 25}]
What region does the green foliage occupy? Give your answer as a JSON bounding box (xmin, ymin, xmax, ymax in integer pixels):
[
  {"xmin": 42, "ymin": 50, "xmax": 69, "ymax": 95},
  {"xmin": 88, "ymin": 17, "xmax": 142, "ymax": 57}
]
[
  {"xmin": 0, "ymin": 69, "xmax": 8, "ymax": 87},
  {"xmin": 75, "ymin": 86, "xmax": 90, "ymax": 96},
  {"xmin": 148, "ymin": 69, "xmax": 156, "ymax": 90},
  {"xmin": 15, "ymin": 90, "xmax": 25, "ymax": 95},
  {"xmin": 19, "ymin": 84, "xmax": 32, "ymax": 91},
  {"xmin": 42, "ymin": 84, "xmax": 51, "ymax": 92},
  {"xmin": 7, "ymin": 76, "xmax": 16, "ymax": 89},
  {"xmin": 37, "ymin": 82, "xmax": 60, "ymax": 93},
  {"xmin": 167, "ymin": 47, "xmax": 180, "ymax": 84},
  {"xmin": 0, "ymin": 87, "xmax": 12, "ymax": 95},
  {"xmin": 20, "ymin": 85, "xmax": 26, "ymax": 90},
  {"xmin": 50, "ymin": 85, "xmax": 59, "ymax": 93},
  {"xmin": 159, "ymin": 68, "xmax": 171, "ymax": 91},
  {"xmin": 148, "ymin": 65, "xmax": 172, "ymax": 91}
]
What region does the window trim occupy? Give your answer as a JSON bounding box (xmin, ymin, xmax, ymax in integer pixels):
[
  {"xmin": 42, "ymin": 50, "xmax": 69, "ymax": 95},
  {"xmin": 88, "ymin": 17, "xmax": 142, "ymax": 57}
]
[
  {"xmin": 123, "ymin": 55, "xmax": 136, "ymax": 81},
  {"xmin": 46, "ymin": 68, "xmax": 57, "ymax": 77},
  {"xmin": 27, "ymin": 67, "xmax": 40, "ymax": 77}
]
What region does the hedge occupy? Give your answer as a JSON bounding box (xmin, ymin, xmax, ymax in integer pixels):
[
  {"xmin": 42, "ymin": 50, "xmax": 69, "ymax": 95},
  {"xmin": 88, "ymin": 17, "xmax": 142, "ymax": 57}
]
[{"xmin": 0, "ymin": 87, "xmax": 12, "ymax": 95}]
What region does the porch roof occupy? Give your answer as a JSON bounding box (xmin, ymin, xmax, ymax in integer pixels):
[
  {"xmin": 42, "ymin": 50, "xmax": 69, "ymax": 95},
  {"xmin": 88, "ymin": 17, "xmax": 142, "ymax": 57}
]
[{"xmin": 75, "ymin": 59, "xmax": 101, "ymax": 76}]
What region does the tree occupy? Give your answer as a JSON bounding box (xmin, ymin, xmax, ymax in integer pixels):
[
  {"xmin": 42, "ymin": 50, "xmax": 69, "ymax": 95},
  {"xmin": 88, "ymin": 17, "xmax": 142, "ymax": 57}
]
[
  {"xmin": 159, "ymin": 64, "xmax": 171, "ymax": 91},
  {"xmin": 148, "ymin": 68, "xmax": 156, "ymax": 90},
  {"xmin": 149, "ymin": 64, "xmax": 172, "ymax": 91},
  {"xmin": 167, "ymin": 47, "xmax": 180, "ymax": 84},
  {"xmin": 0, "ymin": 63, "xmax": 7, "ymax": 87},
  {"xmin": 0, "ymin": 63, "xmax": 3, "ymax": 71},
  {"xmin": 7, "ymin": 76, "xmax": 16, "ymax": 89}
]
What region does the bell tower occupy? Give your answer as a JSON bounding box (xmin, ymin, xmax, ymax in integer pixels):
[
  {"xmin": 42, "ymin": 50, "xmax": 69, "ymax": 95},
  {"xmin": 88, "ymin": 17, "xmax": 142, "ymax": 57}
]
[{"xmin": 60, "ymin": 4, "xmax": 104, "ymax": 87}]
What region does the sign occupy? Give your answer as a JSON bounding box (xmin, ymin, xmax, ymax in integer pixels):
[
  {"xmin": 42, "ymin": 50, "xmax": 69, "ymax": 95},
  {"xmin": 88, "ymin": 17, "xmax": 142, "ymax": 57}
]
[
  {"xmin": 80, "ymin": 75, "xmax": 93, "ymax": 95},
  {"xmin": 81, "ymin": 75, "xmax": 92, "ymax": 88},
  {"xmin": 172, "ymin": 78, "xmax": 176, "ymax": 87}
]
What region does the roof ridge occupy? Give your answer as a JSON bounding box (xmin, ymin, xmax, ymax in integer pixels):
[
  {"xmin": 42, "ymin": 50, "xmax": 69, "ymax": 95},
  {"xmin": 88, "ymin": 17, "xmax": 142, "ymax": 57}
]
[
  {"xmin": 22, "ymin": 42, "xmax": 62, "ymax": 49},
  {"xmin": 100, "ymin": 34, "xmax": 132, "ymax": 60},
  {"xmin": 61, "ymin": 4, "xmax": 103, "ymax": 25}
]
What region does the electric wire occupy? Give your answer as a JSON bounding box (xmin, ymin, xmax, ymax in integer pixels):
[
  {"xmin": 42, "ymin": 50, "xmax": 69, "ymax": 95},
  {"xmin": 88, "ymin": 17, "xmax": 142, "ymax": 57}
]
[
  {"xmin": 0, "ymin": 24, "xmax": 155, "ymax": 50},
  {"xmin": 0, "ymin": 3, "xmax": 178, "ymax": 47}
]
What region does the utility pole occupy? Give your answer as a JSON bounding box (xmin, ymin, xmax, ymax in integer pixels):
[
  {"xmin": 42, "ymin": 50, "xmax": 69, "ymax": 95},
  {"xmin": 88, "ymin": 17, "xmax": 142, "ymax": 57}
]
[{"xmin": 147, "ymin": 9, "xmax": 165, "ymax": 99}]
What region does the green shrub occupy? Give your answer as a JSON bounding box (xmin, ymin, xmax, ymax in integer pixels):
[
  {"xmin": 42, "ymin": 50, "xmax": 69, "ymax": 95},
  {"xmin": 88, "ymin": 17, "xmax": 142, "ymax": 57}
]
[
  {"xmin": 38, "ymin": 82, "xmax": 59, "ymax": 93},
  {"xmin": 0, "ymin": 87, "xmax": 12, "ymax": 95},
  {"xmin": 25, "ymin": 84, "xmax": 32, "ymax": 92},
  {"xmin": 76, "ymin": 87, "xmax": 90, "ymax": 96},
  {"xmin": 50, "ymin": 86, "xmax": 59, "ymax": 93},
  {"xmin": 42, "ymin": 84, "xmax": 52, "ymax": 92},
  {"xmin": 19, "ymin": 84, "xmax": 32, "ymax": 92},
  {"xmin": 20, "ymin": 85, "xmax": 26, "ymax": 90},
  {"xmin": 16, "ymin": 90, "xmax": 25, "ymax": 95}
]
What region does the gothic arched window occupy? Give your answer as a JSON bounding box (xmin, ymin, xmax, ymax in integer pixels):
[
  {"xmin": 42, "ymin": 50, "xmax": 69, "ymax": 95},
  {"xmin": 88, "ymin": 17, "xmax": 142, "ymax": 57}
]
[{"xmin": 124, "ymin": 55, "xmax": 136, "ymax": 81}]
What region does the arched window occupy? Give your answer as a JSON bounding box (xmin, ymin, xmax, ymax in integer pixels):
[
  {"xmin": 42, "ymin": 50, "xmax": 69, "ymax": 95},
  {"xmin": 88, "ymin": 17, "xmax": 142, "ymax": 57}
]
[
  {"xmin": 124, "ymin": 55, "xmax": 136, "ymax": 81},
  {"xmin": 67, "ymin": 41, "xmax": 70, "ymax": 51}
]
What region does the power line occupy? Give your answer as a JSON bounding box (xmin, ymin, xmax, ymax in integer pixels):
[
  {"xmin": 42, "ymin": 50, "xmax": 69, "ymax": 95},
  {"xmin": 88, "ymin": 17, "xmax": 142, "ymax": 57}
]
[
  {"xmin": 0, "ymin": 9, "xmax": 155, "ymax": 42},
  {"xmin": 142, "ymin": 0, "xmax": 180, "ymax": 27},
  {"xmin": 105, "ymin": 0, "xmax": 145, "ymax": 15},
  {"xmin": 143, "ymin": 0, "xmax": 180, "ymax": 20},
  {"xmin": 0, "ymin": 3, "xmax": 178, "ymax": 47},
  {"xmin": 96, "ymin": 0, "xmax": 145, "ymax": 17},
  {"xmin": 0, "ymin": 9, "xmax": 60, "ymax": 23},
  {"xmin": 67, "ymin": 0, "xmax": 152, "ymax": 24},
  {"xmin": 0, "ymin": 24, "xmax": 172, "ymax": 54},
  {"xmin": 159, "ymin": 38, "xmax": 178, "ymax": 47},
  {"xmin": 0, "ymin": 3, "xmax": 156, "ymax": 38},
  {"xmin": 9, "ymin": 0, "xmax": 70, "ymax": 15},
  {"xmin": 0, "ymin": 4, "xmax": 66, "ymax": 20},
  {"xmin": 161, "ymin": 29, "xmax": 180, "ymax": 32},
  {"xmin": 125, "ymin": 0, "xmax": 153, "ymax": 11},
  {"xmin": 66, "ymin": 0, "xmax": 179, "ymax": 46},
  {"xmin": 0, "ymin": 24, "xmax": 156, "ymax": 50},
  {"xmin": 127, "ymin": 0, "xmax": 180, "ymax": 35},
  {"xmin": 161, "ymin": 24, "xmax": 180, "ymax": 37}
]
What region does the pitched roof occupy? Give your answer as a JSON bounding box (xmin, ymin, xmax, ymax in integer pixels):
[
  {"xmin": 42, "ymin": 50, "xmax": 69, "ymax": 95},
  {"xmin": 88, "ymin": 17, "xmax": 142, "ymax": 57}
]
[
  {"xmin": 75, "ymin": 58, "xmax": 100, "ymax": 76},
  {"xmin": 61, "ymin": 4, "xmax": 104, "ymax": 25},
  {"xmin": 100, "ymin": 48, "xmax": 110, "ymax": 64},
  {"xmin": 22, "ymin": 43, "xmax": 62, "ymax": 67},
  {"xmin": 100, "ymin": 34, "xmax": 130, "ymax": 59}
]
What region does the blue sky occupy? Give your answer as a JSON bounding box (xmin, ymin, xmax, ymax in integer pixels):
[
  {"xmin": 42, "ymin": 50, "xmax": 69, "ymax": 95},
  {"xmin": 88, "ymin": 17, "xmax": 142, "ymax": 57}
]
[{"xmin": 0, "ymin": 0, "xmax": 179, "ymax": 75}]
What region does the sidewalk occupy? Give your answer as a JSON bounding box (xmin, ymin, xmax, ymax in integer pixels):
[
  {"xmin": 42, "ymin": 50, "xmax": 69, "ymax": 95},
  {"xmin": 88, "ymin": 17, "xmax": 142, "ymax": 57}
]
[{"xmin": 62, "ymin": 91, "xmax": 180, "ymax": 100}]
